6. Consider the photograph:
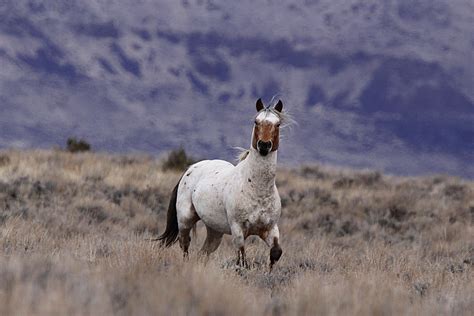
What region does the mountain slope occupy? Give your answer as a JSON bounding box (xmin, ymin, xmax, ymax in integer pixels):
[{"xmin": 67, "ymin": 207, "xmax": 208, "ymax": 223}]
[{"xmin": 0, "ymin": 0, "xmax": 473, "ymax": 177}]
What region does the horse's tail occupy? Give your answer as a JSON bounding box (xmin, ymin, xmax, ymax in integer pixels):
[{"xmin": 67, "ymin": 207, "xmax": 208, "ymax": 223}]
[{"xmin": 157, "ymin": 178, "xmax": 181, "ymax": 247}]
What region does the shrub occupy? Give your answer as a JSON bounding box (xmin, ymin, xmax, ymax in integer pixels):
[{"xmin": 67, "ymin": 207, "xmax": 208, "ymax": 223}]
[
  {"xmin": 0, "ymin": 154, "xmax": 10, "ymax": 167},
  {"xmin": 162, "ymin": 147, "xmax": 196, "ymax": 171},
  {"xmin": 66, "ymin": 137, "xmax": 91, "ymax": 153}
]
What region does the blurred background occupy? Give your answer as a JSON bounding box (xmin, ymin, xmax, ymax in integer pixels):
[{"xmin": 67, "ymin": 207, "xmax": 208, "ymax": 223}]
[{"xmin": 0, "ymin": 0, "xmax": 473, "ymax": 177}]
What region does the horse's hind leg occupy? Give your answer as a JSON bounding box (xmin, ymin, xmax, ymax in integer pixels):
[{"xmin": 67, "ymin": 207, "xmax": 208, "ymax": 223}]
[
  {"xmin": 178, "ymin": 227, "xmax": 193, "ymax": 258},
  {"xmin": 177, "ymin": 201, "xmax": 200, "ymax": 259},
  {"xmin": 199, "ymin": 226, "xmax": 223, "ymax": 256}
]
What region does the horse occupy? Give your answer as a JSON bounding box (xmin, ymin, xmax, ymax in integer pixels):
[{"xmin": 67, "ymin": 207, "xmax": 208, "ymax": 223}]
[{"xmin": 158, "ymin": 98, "xmax": 288, "ymax": 270}]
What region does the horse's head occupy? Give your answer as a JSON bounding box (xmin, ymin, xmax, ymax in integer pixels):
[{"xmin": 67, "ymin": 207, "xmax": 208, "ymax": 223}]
[{"xmin": 252, "ymin": 98, "xmax": 283, "ymax": 156}]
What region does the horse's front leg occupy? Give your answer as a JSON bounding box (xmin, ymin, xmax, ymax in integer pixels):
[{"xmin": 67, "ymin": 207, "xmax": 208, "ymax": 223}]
[
  {"xmin": 264, "ymin": 225, "xmax": 282, "ymax": 271},
  {"xmin": 230, "ymin": 223, "xmax": 249, "ymax": 268}
]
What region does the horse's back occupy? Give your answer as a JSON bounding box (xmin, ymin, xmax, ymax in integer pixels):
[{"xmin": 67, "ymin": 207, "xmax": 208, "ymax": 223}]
[
  {"xmin": 181, "ymin": 160, "xmax": 234, "ymax": 188},
  {"xmin": 177, "ymin": 160, "xmax": 234, "ymax": 234}
]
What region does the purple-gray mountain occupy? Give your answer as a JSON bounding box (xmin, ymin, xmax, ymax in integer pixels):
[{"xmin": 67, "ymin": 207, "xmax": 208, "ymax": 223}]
[{"xmin": 0, "ymin": 0, "xmax": 473, "ymax": 177}]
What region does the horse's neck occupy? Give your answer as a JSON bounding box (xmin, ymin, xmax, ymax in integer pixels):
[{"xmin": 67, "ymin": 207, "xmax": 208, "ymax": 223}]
[{"xmin": 240, "ymin": 149, "xmax": 277, "ymax": 194}]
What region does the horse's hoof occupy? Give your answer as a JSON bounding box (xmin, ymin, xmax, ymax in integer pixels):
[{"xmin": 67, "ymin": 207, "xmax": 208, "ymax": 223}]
[{"xmin": 234, "ymin": 265, "xmax": 246, "ymax": 274}]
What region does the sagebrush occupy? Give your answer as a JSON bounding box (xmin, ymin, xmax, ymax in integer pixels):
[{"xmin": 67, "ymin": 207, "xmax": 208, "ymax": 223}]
[{"xmin": 66, "ymin": 137, "xmax": 91, "ymax": 153}]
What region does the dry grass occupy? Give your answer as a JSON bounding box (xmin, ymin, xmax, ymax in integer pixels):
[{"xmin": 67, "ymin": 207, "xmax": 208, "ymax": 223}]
[{"xmin": 0, "ymin": 149, "xmax": 472, "ymax": 315}]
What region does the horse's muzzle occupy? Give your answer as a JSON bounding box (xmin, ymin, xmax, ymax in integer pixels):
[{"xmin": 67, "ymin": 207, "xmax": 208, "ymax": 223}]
[{"xmin": 257, "ymin": 140, "xmax": 272, "ymax": 156}]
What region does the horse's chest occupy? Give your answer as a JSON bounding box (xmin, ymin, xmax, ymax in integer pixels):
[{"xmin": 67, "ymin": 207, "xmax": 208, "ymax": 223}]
[{"xmin": 235, "ymin": 196, "xmax": 277, "ymax": 233}]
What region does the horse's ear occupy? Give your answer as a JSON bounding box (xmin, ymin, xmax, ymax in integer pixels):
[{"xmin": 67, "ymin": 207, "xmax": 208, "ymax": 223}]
[
  {"xmin": 256, "ymin": 98, "xmax": 264, "ymax": 112},
  {"xmin": 274, "ymin": 100, "xmax": 283, "ymax": 112}
]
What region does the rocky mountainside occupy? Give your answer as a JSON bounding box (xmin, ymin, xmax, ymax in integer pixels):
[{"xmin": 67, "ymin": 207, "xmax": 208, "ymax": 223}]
[{"xmin": 0, "ymin": 0, "xmax": 473, "ymax": 177}]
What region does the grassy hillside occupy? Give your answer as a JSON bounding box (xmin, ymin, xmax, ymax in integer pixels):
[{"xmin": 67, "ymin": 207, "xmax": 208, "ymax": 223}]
[{"xmin": 0, "ymin": 150, "xmax": 472, "ymax": 315}]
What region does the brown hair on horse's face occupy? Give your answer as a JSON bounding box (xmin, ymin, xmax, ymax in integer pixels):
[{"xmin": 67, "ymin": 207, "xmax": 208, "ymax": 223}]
[{"xmin": 252, "ymin": 99, "xmax": 283, "ymax": 156}]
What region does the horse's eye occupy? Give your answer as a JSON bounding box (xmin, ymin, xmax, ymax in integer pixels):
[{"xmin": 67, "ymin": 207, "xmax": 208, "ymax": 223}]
[
  {"xmin": 254, "ymin": 120, "xmax": 258, "ymax": 125},
  {"xmin": 276, "ymin": 123, "xmax": 281, "ymax": 127}
]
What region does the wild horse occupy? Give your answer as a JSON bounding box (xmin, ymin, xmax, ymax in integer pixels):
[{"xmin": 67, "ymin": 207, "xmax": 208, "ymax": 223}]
[{"xmin": 159, "ymin": 99, "xmax": 290, "ymax": 270}]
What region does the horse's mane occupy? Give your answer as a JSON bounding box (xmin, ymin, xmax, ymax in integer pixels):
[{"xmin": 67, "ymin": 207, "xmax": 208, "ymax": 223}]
[
  {"xmin": 256, "ymin": 97, "xmax": 295, "ymax": 127},
  {"xmin": 235, "ymin": 147, "xmax": 250, "ymax": 162}
]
